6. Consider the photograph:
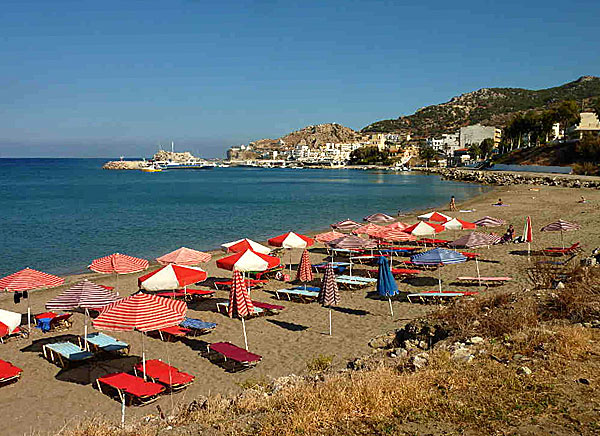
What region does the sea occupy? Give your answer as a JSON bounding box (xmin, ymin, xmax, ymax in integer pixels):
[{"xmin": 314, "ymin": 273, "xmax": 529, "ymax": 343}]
[{"xmin": 0, "ymin": 159, "xmax": 491, "ymax": 276}]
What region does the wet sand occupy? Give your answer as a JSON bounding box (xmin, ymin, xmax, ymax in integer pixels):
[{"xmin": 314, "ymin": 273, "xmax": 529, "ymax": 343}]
[{"xmin": 1, "ymin": 183, "xmax": 599, "ymax": 435}]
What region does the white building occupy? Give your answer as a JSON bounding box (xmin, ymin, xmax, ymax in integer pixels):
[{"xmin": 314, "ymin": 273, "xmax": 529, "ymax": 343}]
[
  {"xmin": 571, "ymin": 112, "xmax": 600, "ymax": 138},
  {"xmin": 459, "ymin": 124, "xmax": 501, "ymax": 148},
  {"xmin": 428, "ymin": 133, "xmax": 460, "ymax": 156}
]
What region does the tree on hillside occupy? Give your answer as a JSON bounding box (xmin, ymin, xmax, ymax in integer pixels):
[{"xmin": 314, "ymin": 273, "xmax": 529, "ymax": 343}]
[
  {"xmin": 349, "ymin": 147, "xmax": 391, "ymax": 165},
  {"xmin": 479, "ymin": 138, "xmax": 494, "ymax": 159},
  {"xmin": 553, "ymin": 100, "xmax": 581, "ymax": 135},
  {"xmin": 468, "ymin": 143, "xmax": 481, "ymax": 160},
  {"xmin": 591, "ymin": 97, "xmax": 600, "ymax": 120},
  {"xmin": 419, "ymin": 146, "xmax": 437, "ymax": 167}
]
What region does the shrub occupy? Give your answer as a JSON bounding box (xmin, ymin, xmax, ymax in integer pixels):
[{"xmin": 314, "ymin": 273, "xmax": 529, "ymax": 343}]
[{"xmin": 306, "ymin": 354, "xmax": 334, "ymax": 373}]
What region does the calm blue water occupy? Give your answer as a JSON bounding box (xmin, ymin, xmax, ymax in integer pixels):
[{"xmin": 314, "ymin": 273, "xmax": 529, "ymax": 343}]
[{"xmin": 0, "ymin": 159, "xmax": 490, "ymax": 275}]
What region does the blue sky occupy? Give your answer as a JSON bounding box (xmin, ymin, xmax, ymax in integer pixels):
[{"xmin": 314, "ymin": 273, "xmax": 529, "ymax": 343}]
[{"xmin": 1, "ymin": 0, "xmax": 599, "ymax": 158}]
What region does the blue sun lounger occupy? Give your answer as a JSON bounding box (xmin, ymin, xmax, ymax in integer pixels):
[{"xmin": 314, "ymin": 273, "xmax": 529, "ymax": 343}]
[
  {"xmin": 291, "ymin": 286, "xmax": 320, "ymax": 292},
  {"xmin": 275, "ymin": 288, "xmax": 319, "ymax": 302},
  {"xmin": 80, "ymin": 332, "xmax": 130, "ymax": 354},
  {"xmin": 42, "ymin": 342, "xmax": 94, "ymax": 367},
  {"xmin": 180, "ymin": 317, "xmax": 217, "ymax": 335}
]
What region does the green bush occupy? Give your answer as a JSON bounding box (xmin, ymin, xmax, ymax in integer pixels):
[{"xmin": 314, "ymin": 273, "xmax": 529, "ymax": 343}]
[{"xmin": 306, "ymin": 354, "xmax": 334, "ymax": 373}]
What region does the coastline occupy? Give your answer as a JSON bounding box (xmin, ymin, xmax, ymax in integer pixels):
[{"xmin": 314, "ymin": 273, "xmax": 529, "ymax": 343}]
[{"xmin": 4, "ymin": 179, "xmax": 600, "ymax": 434}]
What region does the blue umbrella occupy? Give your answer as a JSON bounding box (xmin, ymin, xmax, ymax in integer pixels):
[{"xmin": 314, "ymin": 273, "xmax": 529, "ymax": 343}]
[
  {"xmin": 410, "ymin": 248, "xmax": 467, "ymax": 292},
  {"xmin": 377, "ymin": 256, "xmax": 398, "ymax": 317}
]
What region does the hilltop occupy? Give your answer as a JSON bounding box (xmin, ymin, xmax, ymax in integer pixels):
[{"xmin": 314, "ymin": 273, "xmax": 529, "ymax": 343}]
[
  {"xmin": 363, "ymin": 76, "xmax": 600, "ymax": 137},
  {"xmin": 249, "ymin": 123, "xmax": 364, "ymax": 151}
]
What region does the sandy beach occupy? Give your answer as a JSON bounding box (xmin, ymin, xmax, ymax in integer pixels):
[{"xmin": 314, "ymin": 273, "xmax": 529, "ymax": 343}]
[{"xmin": 1, "ymin": 182, "xmax": 599, "ymax": 435}]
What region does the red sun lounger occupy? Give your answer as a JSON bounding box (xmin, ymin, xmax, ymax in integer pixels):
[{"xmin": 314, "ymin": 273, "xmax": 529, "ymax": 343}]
[
  {"xmin": 367, "ymin": 268, "xmax": 421, "ymax": 277},
  {"xmin": 251, "ymin": 301, "xmax": 285, "ymax": 312},
  {"xmin": 134, "ymin": 359, "xmax": 194, "ymax": 391},
  {"xmin": 542, "ymin": 242, "xmax": 581, "ymax": 256},
  {"xmin": 96, "ymin": 372, "xmax": 165, "ymax": 406},
  {"xmin": 149, "ymin": 325, "xmax": 191, "ymax": 342},
  {"xmin": 155, "ymin": 289, "xmax": 215, "ymax": 300},
  {"xmin": 207, "ymin": 342, "xmax": 262, "ymax": 371},
  {"xmin": 0, "ymin": 359, "xmax": 23, "ymax": 386}
]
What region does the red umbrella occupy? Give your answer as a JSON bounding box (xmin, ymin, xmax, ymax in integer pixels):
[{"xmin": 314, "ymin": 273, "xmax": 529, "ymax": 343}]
[
  {"xmin": 403, "ymin": 221, "xmax": 445, "ymax": 236},
  {"xmin": 314, "ymin": 231, "xmax": 344, "ymax": 243},
  {"xmin": 89, "ymin": 253, "xmax": 149, "ymax": 274},
  {"xmin": 228, "ymin": 270, "xmax": 254, "ymax": 350},
  {"xmin": 137, "ymin": 264, "xmax": 207, "ymax": 291},
  {"xmin": 93, "ymin": 292, "xmax": 186, "ymax": 377},
  {"xmin": 296, "ymin": 249, "xmax": 313, "ymax": 287},
  {"xmin": 384, "ymin": 222, "xmax": 409, "ymax": 231},
  {"xmin": 524, "ymin": 216, "xmax": 533, "ymax": 259},
  {"xmin": 331, "ymin": 219, "xmax": 362, "ymax": 232},
  {"xmin": 353, "ymin": 223, "xmax": 385, "ymax": 237},
  {"xmin": 0, "ymin": 267, "xmax": 65, "ymax": 331},
  {"xmin": 268, "ymin": 232, "xmax": 314, "ymax": 248},
  {"xmin": 378, "ymin": 228, "xmax": 417, "ymax": 242},
  {"xmin": 156, "ymin": 247, "xmax": 211, "ymax": 265},
  {"xmin": 221, "ymin": 238, "xmax": 271, "ymax": 254},
  {"xmin": 216, "ymin": 249, "xmax": 280, "ymax": 272}
]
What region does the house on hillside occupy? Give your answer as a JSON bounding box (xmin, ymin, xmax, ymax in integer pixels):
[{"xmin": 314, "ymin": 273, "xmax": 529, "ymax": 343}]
[
  {"xmin": 459, "ymin": 124, "xmax": 502, "ymax": 148},
  {"xmin": 569, "ymin": 112, "xmax": 600, "ymax": 139}
]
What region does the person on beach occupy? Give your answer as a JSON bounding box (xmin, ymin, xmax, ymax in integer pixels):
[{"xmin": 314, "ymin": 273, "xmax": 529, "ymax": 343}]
[
  {"xmin": 494, "ymin": 198, "xmax": 504, "ymax": 206},
  {"xmin": 578, "ymin": 196, "xmax": 587, "ymax": 203},
  {"xmin": 449, "ymin": 196, "xmax": 456, "ymax": 211},
  {"xmin": 500, "ymin": 224, "xmax": 515, "ymax": 243}
]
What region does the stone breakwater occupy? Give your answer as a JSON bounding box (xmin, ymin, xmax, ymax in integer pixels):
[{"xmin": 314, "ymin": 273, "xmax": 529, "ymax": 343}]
[
  {"xmin": 423, "ymin": 168, "xmax": 600, "ymax": 189},
  {"xmin": 102, "ymin": 160, "xmax": 145, "ymax": 170}
]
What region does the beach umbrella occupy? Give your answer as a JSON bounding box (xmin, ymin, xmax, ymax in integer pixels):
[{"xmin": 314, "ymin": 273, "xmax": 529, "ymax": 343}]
[
  {"xmin": 137, "ymin": 264, "xmax": 207, "ymax": 292},
  {"xmin": 228, "ymin": 270, "xmax": 254, "ymax": 350},
  {"xmin": 540, "ymin": 219, "xmax": 580, "ymax": 249},
  {"xmin": 403, "ymin": 221, "xmax": 445, "ymax": 243},
  {"xmin": 156, "ymin": 247, "xmax": 211, "ymax": 265},
  {"xmin": 328, "ymin": 235, "xmax": 378, "ymax": 250},
  {"xmin": 318, "ymin": 263, "xmax": 340, "ymax": 336},
  {"xmin": 46, "ymin": 279, "xmax": 121, "ymax": 348},
  {"xmin": 377, "ymin": 256, "xmax": 399, "ymax": 317},
  {"xmin": 448, "ymin": 232, "xmax": 501, "ymax": 249},
  {"xmin": 314, "ymin": 231, "xmax": 344, "ymax": 244},
  {"xmin": 417, "ymin": 211, "xmax": 451, "ymax": 223},
  {"xmin": 353, "ymin": 223, "xmax": 385, "ymax": 237},
  {"xmin": 364, "ymin": 213, "xmax": 396, "ymax": 224},
  {"xmin": 221, "ymin": 238, "xmax": 271, "ymax": 254},
  {"xmin": 268, "ymin": 232, "xmax": 315, "ymax": 273},
  {"xmin": 93, "ymin": 292, "xmax": 186, "ymax": 377},
  {"xmin": 384, "ymin": 222, "xmax": 410, "ymax": 231},
  {"xmin": 296, "ymin": 249, "xmax": 313, "ymax": 289},
  {"xmin": 523, "ymin": 216, "xmax": 533, "ymax": 260},
  {"xmin": 216, "ymin": 249, "xmax": 281, "ymax": 272},
  {"xmin": 88, "ymin": 253, "xmax": 149, "ymax": 292},
  {"xmin": 331, "ymin": 219, "xmax": 362, "ymax": 232},
  {"xmin": 442, "ymin": 218, "xmax": 476, "ymax": 231},
  {"xmin": 379, "ymin": 228, "xmax": 417, "ymax": 242},
  {"xmin": 473, "ymin": 216, "xmax": 505, "ymax": 227},
  {"xmin": 0, "ymin": 267, "xmax": 65, "ymax": 331},
  {"xmin": 410, "ymin": 248, "xmax": 467, "ymax": 292},
  {"xmin": 0, "ymin": 309, "xmax": 22, "ymax": 337}
]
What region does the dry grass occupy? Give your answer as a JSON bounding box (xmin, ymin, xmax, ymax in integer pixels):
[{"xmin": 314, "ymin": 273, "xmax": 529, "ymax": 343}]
[{"xmin": 544, "ymin": 266, "xmax": 600, "ymax": 322}]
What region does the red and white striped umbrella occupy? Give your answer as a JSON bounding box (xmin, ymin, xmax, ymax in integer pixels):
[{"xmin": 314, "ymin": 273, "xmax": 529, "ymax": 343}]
[
  {"xmin": 417, "ymin": 211, "xmax": 451, "ymax": 222},
  {"xmin": 46, "ymin": 279, "xmax": 120, "ymax": 310},
  {"xmin": 473, "ymin": 216, "xmax": 505, "ymax": 227},
  {"xmin": 296, "ymin": 249, "xmax": 313, "ymax": 283},
  {"xmin": 221, "ymin": 238, "xmax": 271, "ymax": 254},
  {"xmin": 331, "ymin": 219, "xmax": 362, "ymax": 232},
  {"xmin": 449, "ymin": 232, "xmax": 501, "ymax": 248},
  {"xmin": 442, "ymin": 218, "xmax": 477, "ymax": 231},
  {"xmin": 0, "ymin": 268, "xmax": 65, "ymax": 331},
  {"xmin": 379, "ymin": 228, "xmax": 417, "ymax": 242},
  {"xmin": 228, "ymin": 270, "xmax": 254, "ymax": 350},
  {"xmin": 268, "ymin": 232, "xmax": 314, "ymax": 249},
  {"xmin": 540, "ymin": 220, "xmax": 580, "ymax": 232},
  {"xmin": 353, "ymin": 223, "xmax": 385, "ymax": 237},
  {"xmin": 523, "ymin": 216, "xmax": 533, "ymax": 243},
  {"xmin": 384, "ymin": 222, "xmax": 410, "ymax": 231},
  {"xmin": 364, "ymin": 213, "xmax": 395, "ymax": 224},
  {"xmin": 403, "ymin": 221, "xmax": 445, "ymax": 236},
  {"xmin": 314, "ymin": 231, "xmax": 344, "ymax": 243},
  {"xmin": 89, "ymin": 253, "xmax": 149, "ymax": 274},
  {"xmin": 328, "ymin": 235, "xmax": 378, "ymax": 249},
  {"xmin": 216, "ymin": 249, "xmax": 281, "ymax": 272},
  {"xmin": 93, "ymin": 293, "xmax": 186, "ymax": 332},
  {"xmin": 0, "ymin": 267, "xmax": 64, "ymax": 292},
  {"xmin": 318, "ymin": 263, "xmax": 340, "ymax": 336},
  {"xmin": 156, "ymin": 247, "xmax": 211, "ymax": 265},
  {"xmin": 137, "ymin": 264, "xmax": 207, "ymax": 291}
]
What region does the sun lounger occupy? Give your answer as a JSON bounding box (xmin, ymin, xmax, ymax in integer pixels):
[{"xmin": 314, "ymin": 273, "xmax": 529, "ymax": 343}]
[
  {"xmin": 249, "ymin": 265, "xmax": 285, "ymax": 280},
  {"xmin": 416, "ymin": 238, "xmax": 451, "ymax": 247},
  {"xmin": 42, "ymin": 342, "xmax": 94, "ymax": 367},
  {"xmin": 133, "ymin": 359, "xmax": 194, "ymax": 391},
  {"xmin": 542, "ymin": 242, "xmax": 581, "ymax": 256},
  {"xmin": 337, "ymin": 275, "xmax": 377, "ymax": 283},
  {"xmin": 0, "ymin": 359, "xmax": 23, "ymax": 385},
  {"xmin": 148, "ymin": 325, "xmax": 192, "ymax": 342},
  {"xmin": 251, "ymin": 301, "xmax": 285, "ymax": 313},
  {"xmin": 456, "ymin": 277, "xmax": 512, "ymax": 286},
  {"xmin": 155, "ymin": 289, "xmax": 215, "ymax": 300},
  {"xmin": 80, "ymin": 332, "xmax": 130, "ymax": 354},
  {"xmin": 96, "ymin": 372, "xmax": 165, "ymax": 405},
  {"xmin": 275, "ymin": 288, "xmax": 319, "ymax": 303},
  {"xmin": 367, "ymin": 268, "xmax": 421, "ymax": 278},
  {"xmin": 313, "ymin": 262, "xmax": 349, "ymax": 274},
  {"xmin": 216, "ymin": 302, "xmax": 264, "ymax": 316},
  {"xmin": 407, "ymin": 291, "xmax": 473, "ymax": 303},
  {"xmin": 459, "ymin": 252, "xmax": 481, "ymax": 260},
  {"xmin": 537, "ymin": 253, "xmax": 577, "ymax": 266},
  {"xmin": 206, "ymin": 342, "xmax": 261, "ymax": 371},
  {"xmin": 35, "ymin": 312, "xmax": 73, "ymax": 332},
  {"xmin": 213, "ymin": 279, "xmax": 268, "ymax": 290},
  {"xmin": 291, "ymin": 286, "xmax": 320, "ymax": 292},
  {"xmin": 180, "ymin": 317, "xmax": 217, "ymax": 335},
  {"xmin": 335, "ymin": 276, "xmax": 376, "ymax": 289}
]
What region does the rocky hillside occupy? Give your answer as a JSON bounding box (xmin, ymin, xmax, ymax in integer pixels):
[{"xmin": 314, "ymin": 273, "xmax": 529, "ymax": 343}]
[
  {"xmin": 363, "ymin": 76, "xmax": 600, "ymax": 137},
  {"xmin": 250, "ymin": 123, "xmax": 364, "ymax": 151}
]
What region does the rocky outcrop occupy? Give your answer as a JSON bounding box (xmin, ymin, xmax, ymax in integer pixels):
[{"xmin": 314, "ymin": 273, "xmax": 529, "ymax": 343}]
[
  {"xmin": 424, "ymin": 168, "xmax": 600, "ymax": 189},
  {"xmin": 102, "ymin": 160, "xmax": 145, "ymax": 170},
  {"xmin": 152, "ymin": 150, "xmax": 195, "ymax": 162}
]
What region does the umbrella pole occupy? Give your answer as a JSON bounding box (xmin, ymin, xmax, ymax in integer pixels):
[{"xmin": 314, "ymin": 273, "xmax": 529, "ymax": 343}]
[
  {"xmin": 475, "ymin": 258, "xmax": 481, "ymax": 288},
  {"xmin": 561, "ymin": 230, "xmax": 564, "ymax": 250},
  {"xmin": 527, "ymin": 243, "xmax": 531, "ymax": 262},
  {"xmin": 438, "ymin": 266, "xmax": 442, "ymax": 293},
  {"xmin": 141, "ymin": 332, "xmax": 147, "ymax": 381},
  {"xmin": 388, "ymin": 297, "xmax": 394, "ymax": 317},
  {"xmin": 121, "ymin": 394, "xmax": 126, "ymax": 427},
  {"xmin": 27, "ymin": 299, "xmax": 31, "ymax": 333},
  {"xmin": 84, "ymin": 308, "xmax": 89, "ymax": 350},
  {"xmin": 241, "ymin": 317, "xmax": 248, "ymax": 350},
  {"xmin": 329, "ymin": 308, "xmax": 332, "ymax": 336}
]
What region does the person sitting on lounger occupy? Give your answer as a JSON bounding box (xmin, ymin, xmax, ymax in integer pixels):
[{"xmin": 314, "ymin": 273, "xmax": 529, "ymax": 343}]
[
  {"xmin": 493, "ymin": 198, "xmax": 504, "ymax": 206},
  {"xmin": 500, "ymin": 224, "xmax": 514, "ymax": 243},
  {"xmin": 578, "ymin": 196, "xmax": 587, "ymax": 203}
]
